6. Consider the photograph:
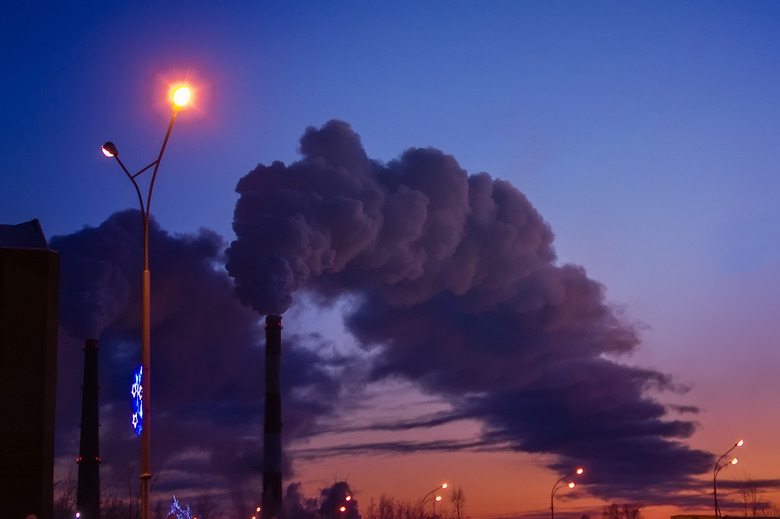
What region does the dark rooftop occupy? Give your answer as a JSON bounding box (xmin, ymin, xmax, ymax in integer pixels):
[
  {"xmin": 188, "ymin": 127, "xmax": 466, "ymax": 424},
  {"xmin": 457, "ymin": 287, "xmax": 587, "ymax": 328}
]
[{"xmin": 0, "ymin": 219, "xmax": 49, "ymax": 249}]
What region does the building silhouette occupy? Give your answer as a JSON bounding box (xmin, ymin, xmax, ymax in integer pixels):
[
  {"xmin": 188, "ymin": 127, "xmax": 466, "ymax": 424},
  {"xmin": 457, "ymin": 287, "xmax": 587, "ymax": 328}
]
[{"xmin": 0, "ymin": 220, "xmax": 60, "ymax": 519}]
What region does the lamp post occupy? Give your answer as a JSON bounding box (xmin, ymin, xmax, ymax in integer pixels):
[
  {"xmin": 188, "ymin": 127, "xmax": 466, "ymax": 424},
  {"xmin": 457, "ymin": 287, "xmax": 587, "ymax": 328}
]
[
  {"xmin": 714, "ymin": 440, "xmax": 743, "ymax": 518},
  {"xmin": 101, "ymin": 85, "xmax": 191, "ymax": 519},
  {"xmin": 422, "ymin": 483, "xmax": 447, "ymax": 518},
  {"xmin": 550, "ymin": 468, "xmax": 583, "ymax": 519},
  {"xmin": 332, "ymin": 494, "xmax": 351, "ymax": 519}
]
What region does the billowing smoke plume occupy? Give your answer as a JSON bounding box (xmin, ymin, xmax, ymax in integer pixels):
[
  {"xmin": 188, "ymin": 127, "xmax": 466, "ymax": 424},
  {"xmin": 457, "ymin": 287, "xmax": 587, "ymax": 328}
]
[
  {"xmin": 227, "ymin": 120, "xmax": 712, "ymax": 500},
  {"xmin": 51, "ymin": 210, "xmax": 347, "ymax": 517}
]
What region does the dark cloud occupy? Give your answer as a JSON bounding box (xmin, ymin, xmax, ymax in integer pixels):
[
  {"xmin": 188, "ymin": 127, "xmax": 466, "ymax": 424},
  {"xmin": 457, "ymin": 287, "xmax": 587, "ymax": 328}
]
[
  {"xmin": 50, "ymin": 210, "xmax": 348, "ymax": 517},
  {"xmin": 227, "ymin": 120, "xmax": 713, "ymax": 502}
]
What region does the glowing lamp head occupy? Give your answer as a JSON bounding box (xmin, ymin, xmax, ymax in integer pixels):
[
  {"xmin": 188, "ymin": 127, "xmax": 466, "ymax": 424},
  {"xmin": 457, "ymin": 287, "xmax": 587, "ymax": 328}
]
[
  {"xmin": 441, "ymin": 483, "xmax": 448, "ymax": 489},
  {"xmin": 101, "ymin": 141, "xmax": 118, "ymax": 158},
  {"xmin": 435, "ymin": 496, "xmax": 442, "ymax": 502},
  {"xmin": 737, "ymin": 440, "xmax": 744, "ymax": 447},
  {"xmin": 340, "ymin": 506, "xmax": 346, "ymax": 513},
  {"xmin": 172, "ymin": 86, "xmax": 191, "ymax": 111},
  {"xmin": 345, "ymin": 496, "xmax": 352, "ymax": 501},
  {"xmin": 576, "ymin": 468, "xmax": 584, "ymax": 475},
  {"xmin": 568, "ymin": 482, "xmax": 575, "ymax": 489},
  {"xmin": 731, "ymin": 458, "xmax": 739, "ymax": 465}
]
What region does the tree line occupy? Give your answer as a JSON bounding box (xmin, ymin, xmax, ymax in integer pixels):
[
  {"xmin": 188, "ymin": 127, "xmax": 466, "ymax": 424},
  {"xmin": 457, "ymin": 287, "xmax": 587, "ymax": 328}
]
[
  {"xmin": 53, "ymin": 475, "xmax": 467, "ymax": 519},
  {"xmin": 53, "ymin": 472, "xmax": 780, "ymax": 519}
]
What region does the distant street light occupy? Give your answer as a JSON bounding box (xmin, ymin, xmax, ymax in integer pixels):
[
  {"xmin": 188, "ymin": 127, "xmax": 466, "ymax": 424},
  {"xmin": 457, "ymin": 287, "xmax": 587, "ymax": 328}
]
[
  {"xmin": 101, "ymin": 84, "xmax": 191, "ymax": 519},
  {"xmin": 422, "ymin": 483, "xmax": 448, "ymax": 518},
  {"xmin": 332, "ymin": 493, "xmax": 352, "ymax": 519},
  {"xmin": 714, "ymin": 440, "xmax": 743, "ymax": 517},
  {"xmin": 550, "ymin": 468, "xmax": 584, "ymax": 519}
]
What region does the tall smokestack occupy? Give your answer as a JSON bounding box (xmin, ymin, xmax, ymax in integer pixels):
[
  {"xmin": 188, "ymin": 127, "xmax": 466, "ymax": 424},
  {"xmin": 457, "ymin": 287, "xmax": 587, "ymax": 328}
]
[
  {"xmin": 263, "ymin": 315, "xmax": 283, "ymax": 519},
  {"xmin": 76, "ymin": 339, "xmax": 100, "ymax": 519}
]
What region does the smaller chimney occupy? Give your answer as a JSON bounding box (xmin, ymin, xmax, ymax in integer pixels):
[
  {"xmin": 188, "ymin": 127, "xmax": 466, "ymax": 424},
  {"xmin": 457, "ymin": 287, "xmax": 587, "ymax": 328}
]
[
  {"xmin": 263, "ymin": 315, "xmax": 283, "ymax": 519},
  {"xmin": 76, "ymin": 339, "xmax": 100, "ymax": 519}
]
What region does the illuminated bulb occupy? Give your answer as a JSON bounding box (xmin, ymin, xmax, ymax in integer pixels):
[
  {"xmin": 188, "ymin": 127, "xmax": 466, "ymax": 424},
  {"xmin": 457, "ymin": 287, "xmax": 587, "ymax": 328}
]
[
  {"xmin": 576, "ymin": 468, "xmax": 584, "ymax": 475},
  {"xmin": 340, "ymin": 506, "xmax": 346, "ymax": 512},
  {"xmin": 172, "ymin": 86, "xmax": 191, "ymax": 110},
  {"xmin": 345, "ymin": 496, "xmax": 352, "ymax": 501},
  {"xmin": 568, "ymin": 482, "xmax": 575, "ymax": 489},
  {"xmin": 441, "ymin": 483, "xmax": 448, "ymax": 489},
  {"xmin": 731, "ymin": 458, "xmax": 739, "ymax": 465},
  {"xmin": 101, "ymin": 141, "xmax": 118, "ymax": 157},
  {"xmin": 737, "ymin": 440, "xmax": 744, "ymax": 447}
]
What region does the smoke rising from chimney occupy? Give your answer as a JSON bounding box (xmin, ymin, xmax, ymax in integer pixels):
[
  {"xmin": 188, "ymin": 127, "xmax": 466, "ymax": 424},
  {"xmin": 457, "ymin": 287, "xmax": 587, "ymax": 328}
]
[
  {"xmin": 48, "ymin": 120, "xmax": 713, "ymax": 505},
  {"xmin": 226, "ymin": 119, "xmax": 712, "ymax": 499}
]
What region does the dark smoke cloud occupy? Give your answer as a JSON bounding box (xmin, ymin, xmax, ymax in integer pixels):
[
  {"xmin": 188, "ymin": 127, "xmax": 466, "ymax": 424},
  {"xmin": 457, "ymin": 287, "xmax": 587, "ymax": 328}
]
[
  {"xmin": 51, "ymin": 210, "xmax": 349, "ymax": 517},
  {"xmin": 227, "ymin": 120, "xmax": 713, "ymax": 501}
]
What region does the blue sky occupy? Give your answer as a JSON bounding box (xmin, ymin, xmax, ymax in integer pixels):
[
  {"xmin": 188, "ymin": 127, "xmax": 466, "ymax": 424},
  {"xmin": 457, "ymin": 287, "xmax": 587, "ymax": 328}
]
[{"xmin": 3, "ymin": 2, "xmax": 780, "ymax": 518}]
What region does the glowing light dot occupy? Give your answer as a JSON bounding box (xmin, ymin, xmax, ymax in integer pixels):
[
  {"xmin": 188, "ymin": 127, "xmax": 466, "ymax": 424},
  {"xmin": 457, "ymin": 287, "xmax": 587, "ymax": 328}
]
[{"xmin": 173, "ymin": 86, "xmax": 191, "ymax": 108}]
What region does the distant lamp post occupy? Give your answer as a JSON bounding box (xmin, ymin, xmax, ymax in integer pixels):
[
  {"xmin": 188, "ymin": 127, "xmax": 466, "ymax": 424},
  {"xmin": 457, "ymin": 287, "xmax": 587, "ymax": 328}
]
[
  {"xmin": 551, "ymin": 468, "xmax": 584, "ymax": 519},
  {"xmin": 422, "ymin": 483, "xmax": 448, "ymax": 518},
  {"xmin": 714, "ymin": 440, "xmax": 743, "ymax": 517},
  {"xmin": 332, "ymin": 494, "xmax": 352, "ymax": 519},
  {"xmin": 101, "ymin": 84, "xmax": 192, "ymax": 519}
]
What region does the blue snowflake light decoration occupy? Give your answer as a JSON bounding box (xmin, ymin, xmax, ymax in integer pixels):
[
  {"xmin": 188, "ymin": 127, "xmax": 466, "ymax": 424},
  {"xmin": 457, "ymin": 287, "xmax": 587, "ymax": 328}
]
[
  {"xmin": 169, "ymin": 496, "xmax": 192, "ymax": 519},
  {"xmin": 131, "ymin": 364, "xmax": 143, "ymax": 436}
]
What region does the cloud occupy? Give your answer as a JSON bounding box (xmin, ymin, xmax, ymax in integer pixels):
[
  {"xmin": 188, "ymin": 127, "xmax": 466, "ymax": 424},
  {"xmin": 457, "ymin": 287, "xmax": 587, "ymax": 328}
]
[{"xmin": 227, "ymin": 120, "xmax": 713, "ymax": 501}]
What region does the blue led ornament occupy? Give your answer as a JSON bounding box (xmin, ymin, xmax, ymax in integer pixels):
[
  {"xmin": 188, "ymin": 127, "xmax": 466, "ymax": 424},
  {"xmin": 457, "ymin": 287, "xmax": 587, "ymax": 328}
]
[
  {"xmin": 169, "ymin": 496, "xmax": 192, "ymax": 519},
  {"xmin": 131, "ymin": 364, "xmax": 143, "ymax": 436}
]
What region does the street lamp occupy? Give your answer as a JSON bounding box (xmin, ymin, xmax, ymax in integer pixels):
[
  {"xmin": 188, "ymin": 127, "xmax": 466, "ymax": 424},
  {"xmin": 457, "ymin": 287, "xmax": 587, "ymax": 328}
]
[
  {"xmin": 332, "ymin": 494, "xmax": 351, "ymax": 519},
  {"xmin": 422, "ymin": 483, "xmax": 447, "ymax": 518},
  {"xmin": 550, "ymin": 468, "xmax": 583, "ymax": 519},
  {"xmin": 714, "ymin": 440, "xmax": 743, "ymax": 517},
  {"xmin": 101, "ymin": 84, "xmax": 191, "ymax": 519}
]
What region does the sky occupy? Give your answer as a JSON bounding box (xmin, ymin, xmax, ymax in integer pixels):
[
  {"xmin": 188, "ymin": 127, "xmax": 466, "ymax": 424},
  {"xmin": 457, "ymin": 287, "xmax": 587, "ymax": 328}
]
[{"xmin": 2, "ymin": 2, "xmax": 780, "ymax": 519}]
